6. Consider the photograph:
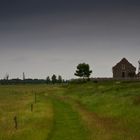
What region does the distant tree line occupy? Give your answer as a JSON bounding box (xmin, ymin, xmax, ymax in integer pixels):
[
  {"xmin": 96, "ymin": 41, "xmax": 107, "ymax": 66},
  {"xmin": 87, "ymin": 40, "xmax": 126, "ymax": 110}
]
[
  {"xmin": 0, "ymin": 74, "xmax": 67, "ymax": 85},
  {"xmin": 0, "ymin": 78, "xmax": 45, "ymax": 85},
  {"xmin": 46, "ymin": 74, "xmax": 65, "ymax": 84}
]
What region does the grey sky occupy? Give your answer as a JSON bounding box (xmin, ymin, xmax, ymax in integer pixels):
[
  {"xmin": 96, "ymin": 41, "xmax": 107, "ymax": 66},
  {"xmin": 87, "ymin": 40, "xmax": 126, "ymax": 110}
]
[{"xmin": 0, "ymin": 0, "xmax": 140, "ymax": 79}]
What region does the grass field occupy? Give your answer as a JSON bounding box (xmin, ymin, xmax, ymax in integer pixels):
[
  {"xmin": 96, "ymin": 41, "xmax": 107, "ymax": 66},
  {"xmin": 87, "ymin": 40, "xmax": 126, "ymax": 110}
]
[{"xmin": 0, "ymin": 81, "xmax": 140, "ymax": 140}]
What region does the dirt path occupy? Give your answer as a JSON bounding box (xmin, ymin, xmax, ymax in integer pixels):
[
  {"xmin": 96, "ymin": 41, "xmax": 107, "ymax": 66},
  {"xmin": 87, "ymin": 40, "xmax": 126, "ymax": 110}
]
[
  {"xmin": 55, "ymin": 96, "xmax": 139, "ymax": 140},
  {"xmin": 47, "ymin": 97, "xmax": 88, "ymax": 140}
]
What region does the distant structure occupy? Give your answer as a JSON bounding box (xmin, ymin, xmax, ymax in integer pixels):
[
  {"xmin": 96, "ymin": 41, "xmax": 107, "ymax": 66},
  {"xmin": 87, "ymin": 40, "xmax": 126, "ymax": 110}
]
[
  {"xmin": 138, "ymin": 59, "xmax": 140, "ymax": 73},
  {"xmin": 112, "ymin": 58, "xmax": 136, "ymax": 78},
  {"xmin": 4, "ymin": 73, "xmax": 9, "ymax": 80},
  {"xmin": 23, "ymin": 72, "xmax": 25, "ymax": 80},
  {"xmin": 137, "ymin": 59, "xmax": 140, "ymax": 77}
]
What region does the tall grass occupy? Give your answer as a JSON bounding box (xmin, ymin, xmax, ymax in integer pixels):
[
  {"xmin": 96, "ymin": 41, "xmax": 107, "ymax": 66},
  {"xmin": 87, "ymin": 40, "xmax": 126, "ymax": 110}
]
[{"xmin": 0, "ymin": 85, "xmax": 53, "ymax": 140}]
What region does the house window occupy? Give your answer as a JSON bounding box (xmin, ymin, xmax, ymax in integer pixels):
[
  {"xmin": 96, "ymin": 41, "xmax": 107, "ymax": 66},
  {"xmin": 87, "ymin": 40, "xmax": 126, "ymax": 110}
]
[{"xmin": 122, "ymin": 64, "xmax": 125, "ymax": 70}]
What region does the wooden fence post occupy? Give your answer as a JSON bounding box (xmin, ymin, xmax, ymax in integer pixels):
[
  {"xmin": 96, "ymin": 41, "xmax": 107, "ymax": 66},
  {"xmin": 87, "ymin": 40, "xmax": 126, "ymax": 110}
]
[
  {"xmin": 31, "ymin": 104, "xmax": 33, "ymax": 112},
  {"xmin": 14, "ymin": 116, "xmax": 17, "ymax": 129}
]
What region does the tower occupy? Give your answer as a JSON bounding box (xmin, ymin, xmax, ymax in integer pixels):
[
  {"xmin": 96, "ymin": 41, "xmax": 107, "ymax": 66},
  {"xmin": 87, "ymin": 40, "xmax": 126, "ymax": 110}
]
[
  {"xmin": 23, "ymin": 72, "xmax": 25, "ymax": 80},
  {"xmin": 138, "ymin": 59, "xmax": 140, "ymax": 73}
]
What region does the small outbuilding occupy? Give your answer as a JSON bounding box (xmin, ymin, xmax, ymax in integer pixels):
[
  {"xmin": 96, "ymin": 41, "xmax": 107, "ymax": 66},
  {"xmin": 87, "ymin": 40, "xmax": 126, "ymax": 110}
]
[{"xmin": 112, "ymin": 58, "xmax": 136, "ymax": 78}]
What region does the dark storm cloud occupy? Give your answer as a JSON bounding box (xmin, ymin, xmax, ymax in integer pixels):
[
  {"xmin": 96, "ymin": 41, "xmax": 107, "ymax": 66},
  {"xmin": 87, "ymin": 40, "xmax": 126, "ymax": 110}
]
[{"xmin": 0, "ymin": 0, "xmax": 140, "ymax": 18}]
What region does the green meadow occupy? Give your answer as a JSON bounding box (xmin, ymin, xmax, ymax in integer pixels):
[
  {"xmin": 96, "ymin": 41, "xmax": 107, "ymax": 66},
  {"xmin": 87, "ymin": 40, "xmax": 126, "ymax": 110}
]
[{"xmin": 0, "ymin": 81, "xmax": 140, "ymax": 140}]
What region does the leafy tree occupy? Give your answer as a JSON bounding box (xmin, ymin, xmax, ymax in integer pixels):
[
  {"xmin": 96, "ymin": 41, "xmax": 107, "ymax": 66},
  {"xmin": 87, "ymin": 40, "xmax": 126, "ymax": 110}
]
[
  {"xmin": 46, "ymin": 76, "xmax": 51, "ymax": 84},
  {"xmin": 51, "ymin": 74, "xmax": 57, "ymax": 84},
  {"xmin": 74, "ymin": 63, "xmax": 92, "ymax": 79},
  {"xmin": 58, "ymin": 75, "xmax": 63, "ymax": 83}
]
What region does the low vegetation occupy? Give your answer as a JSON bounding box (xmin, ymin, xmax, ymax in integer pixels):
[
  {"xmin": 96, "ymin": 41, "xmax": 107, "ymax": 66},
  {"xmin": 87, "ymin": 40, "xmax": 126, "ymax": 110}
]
[{"xmin": 0, "ymin": 81, "xmax": 140, "ymax": 140}]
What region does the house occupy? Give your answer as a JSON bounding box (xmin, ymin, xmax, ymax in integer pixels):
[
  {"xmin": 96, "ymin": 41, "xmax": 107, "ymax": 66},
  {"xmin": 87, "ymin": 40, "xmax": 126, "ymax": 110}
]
[
  {"xmin": 137, "ymin": 60, "xmax": 140, "ymax": 78},
  {"xmin": 137, "ymin": 72, "xmax": 140, "ymax": 78},
  {"xmin": 112, "ymin": 58, "xmax": 136, "ymax": 78}
]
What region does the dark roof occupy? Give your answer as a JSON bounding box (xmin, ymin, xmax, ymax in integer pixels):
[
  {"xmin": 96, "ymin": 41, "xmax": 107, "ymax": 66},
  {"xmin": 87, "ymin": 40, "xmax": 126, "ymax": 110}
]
[{"xmin": 113, "ymin": 58, "xmax": 136, "ymax": 69}]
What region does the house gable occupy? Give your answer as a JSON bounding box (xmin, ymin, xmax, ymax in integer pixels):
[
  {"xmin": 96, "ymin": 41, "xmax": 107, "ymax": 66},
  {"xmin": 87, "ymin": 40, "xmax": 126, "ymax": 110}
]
[{"xmin": 112, "ymin": 58, "xmax": 136, "ymax": 78}]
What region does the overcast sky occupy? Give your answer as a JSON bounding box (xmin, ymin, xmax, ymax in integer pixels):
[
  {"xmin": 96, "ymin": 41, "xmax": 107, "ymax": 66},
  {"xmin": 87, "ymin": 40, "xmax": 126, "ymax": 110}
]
[{"xmin": 0, "ymin": 0, "xmax": 140, "ymax": 79}]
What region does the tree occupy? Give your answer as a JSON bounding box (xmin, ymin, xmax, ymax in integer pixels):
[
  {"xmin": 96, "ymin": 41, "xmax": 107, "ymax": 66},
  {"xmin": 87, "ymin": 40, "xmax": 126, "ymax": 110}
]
[
  {"xmin": 51, "ymin": 74, "xmax": 57, "ymax": 84},
  {"xmin": 46, "ymin": 76, "xmax": 51, "ymax": 84},
  {"xmin": 74, "ymin": 63, "xmax": 92, "ymax": 79},
  {"xmin": 58, "ymin": 75, "xmax": 63, "ymax": 83}
]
